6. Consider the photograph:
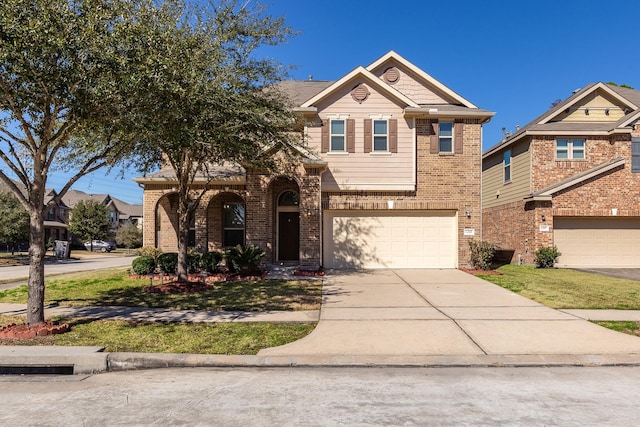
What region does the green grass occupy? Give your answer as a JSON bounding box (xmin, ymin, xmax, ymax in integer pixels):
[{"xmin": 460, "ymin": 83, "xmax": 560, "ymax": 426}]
[
  {"xmin": 0, "ymin": 315, "xmax": 316, "ymax": 354},
  {"xmin": 0, "ymin": 269, "xmax": 322, "ymax": 311},
  {"xmin": 477, "ymin": 265, "xmax": 640, "ymax": 309}
]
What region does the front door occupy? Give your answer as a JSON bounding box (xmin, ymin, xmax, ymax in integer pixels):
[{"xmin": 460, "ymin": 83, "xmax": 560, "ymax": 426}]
[{"xmin": 278, "ymin": 211, "xmax": 300, "ymax": 261}]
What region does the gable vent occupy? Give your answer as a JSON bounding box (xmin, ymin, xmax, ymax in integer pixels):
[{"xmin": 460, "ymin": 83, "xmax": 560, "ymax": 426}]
[
  {"xmin": 351, "ymin": 83, "xmax": 370, "ymax": 104},
  {"xmin": 383, "ymin": 67, "xmax": 400, "ymax": 84}
]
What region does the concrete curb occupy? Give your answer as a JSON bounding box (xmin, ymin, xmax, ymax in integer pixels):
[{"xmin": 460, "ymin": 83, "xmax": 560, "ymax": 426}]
[
  {"xmin": 105, "ymin": 352, "xmax": 640, "ymax": 373},
  {"xmin": 7, "ymin": 346, "xmax": 640, "ymax": 375}
]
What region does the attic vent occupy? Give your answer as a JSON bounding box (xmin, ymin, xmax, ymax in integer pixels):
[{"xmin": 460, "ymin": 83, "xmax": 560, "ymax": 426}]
[
  {"xmin": 351, "ymin": 83, "xmax": 370, "ymax": 104},
  {"xmin": 383, "ymin": 67, "xmax": 400, "ymax": 84}
]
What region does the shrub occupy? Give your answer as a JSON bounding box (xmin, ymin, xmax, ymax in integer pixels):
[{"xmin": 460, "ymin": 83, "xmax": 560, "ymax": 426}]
[
  {"xmin": 200, "ymin": 251, "xmax": 224, "ymax": 274},
  {"xmin": 132, "ymin": 256, "xmax": 156, "ymax": 275},
  {"xmin": 468, "ymin": 240, "xmax": 496, "ymax": 270},
  {"xmin": 225, "ymin": 245, "xmax": 266, "ymax": 275},
  {"xmin": 135, "ymin": 246, "xmax": 162, "ymax": 263},
  {"xmin": 534, "ymin": 246, "xmax": 561, "ymax": 268},
  {"xmin": 187, "ymin": 252, "xmax": 201, "ymax": 274},
  {"xmin": 157, "ymin": 252, "xmax": 178, "ymax": 274}
]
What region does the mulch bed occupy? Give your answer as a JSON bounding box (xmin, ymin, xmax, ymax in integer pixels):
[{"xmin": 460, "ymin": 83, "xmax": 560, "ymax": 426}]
[
  {"xmin": 293, "ymin": 268, "xmax": 325, "ymax": 277},
  {"xmin": 140, "ymin": 271, "xmax": 269, "ymax": 294},
  {"xmin": 0, "ymin": 322, "xmax": 70, "ymax": 339}
]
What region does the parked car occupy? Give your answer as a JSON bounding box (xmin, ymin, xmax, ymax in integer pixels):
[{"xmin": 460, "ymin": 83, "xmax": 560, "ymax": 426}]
[{"xmin": 84, "ymin": 240, "xmax": 116, "ymax": 252}]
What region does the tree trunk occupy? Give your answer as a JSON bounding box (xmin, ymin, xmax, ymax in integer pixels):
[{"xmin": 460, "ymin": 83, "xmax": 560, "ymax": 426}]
[
  {"xmin": 176, "ymin": 207, "xmax": 190, "ymax": 282},
  {"xmin": 27, "ymin": 209, "xmax": 46, "ymax": 325}
]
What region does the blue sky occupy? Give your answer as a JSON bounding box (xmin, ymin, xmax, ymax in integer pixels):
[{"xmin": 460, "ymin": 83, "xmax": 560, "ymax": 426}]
[{"xmin": 45, "ymin": 0, "xmax": 639, "ymax": 204}]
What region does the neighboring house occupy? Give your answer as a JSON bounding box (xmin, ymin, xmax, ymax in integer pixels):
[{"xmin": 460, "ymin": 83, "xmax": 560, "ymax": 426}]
[
  {"xmin": 482, "ymin": 82, "xmax": 640, "ymax": 268},
  {"xmin": 135, "ymin": 51, "xmax": 494, "ymax": 268},
  {"xmin": 0, "ymin": 179, "xmax": 70, "ymax": 245},
  {"xmin": 43, "ymin": 189, "xmax": 71, "ymax": 244},
  {"xmin": 61, "ymin": 190, "xmax": 144, "ymax": 232}
]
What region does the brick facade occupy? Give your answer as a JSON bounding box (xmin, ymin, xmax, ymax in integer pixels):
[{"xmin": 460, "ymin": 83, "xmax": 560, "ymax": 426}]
[
  {"xmin": 141, "ymin": 163, "xmax": 323, "ymax": 267},
  {"xmin": 483, "ymin": 121, "xmax": 640, "ymax": 265}
]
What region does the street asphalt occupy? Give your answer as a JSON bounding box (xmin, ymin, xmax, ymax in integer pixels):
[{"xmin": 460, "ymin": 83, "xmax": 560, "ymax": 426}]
[{"xmin": 2, "ymin": 266, "xmax": 640, "ymax": 373}]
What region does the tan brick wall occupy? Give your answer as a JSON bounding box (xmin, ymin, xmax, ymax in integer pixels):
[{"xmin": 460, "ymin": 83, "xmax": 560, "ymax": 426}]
[
  {"xmin": 322, "ymin": 119, "xmax": 483, "ymax": 268},
  {"xmin": 483, "ymin": 124, "xmax": 640, "ymax": 265},
  {"xmin": 142, "ymin": 164, "xmax": 322, "ymax": 266},
  {"xmin": 141, "ymin": 119, "xmax": 484, "ymax": 268}
]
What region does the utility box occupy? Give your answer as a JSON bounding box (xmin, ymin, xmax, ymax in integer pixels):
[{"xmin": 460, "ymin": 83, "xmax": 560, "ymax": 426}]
[{"xmin": 54, "ymin": 240, "xmax": 70, "ymax": 259}]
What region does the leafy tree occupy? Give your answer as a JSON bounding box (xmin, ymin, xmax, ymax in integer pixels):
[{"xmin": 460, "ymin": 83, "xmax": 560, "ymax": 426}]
[
  {"xmin": 67, "ymin": 199, "xmax": 110, "ymax": 250},
  {"xmin": 133, "ymin": 0, "xmax": 302, "ymax": 281},
  {"xmin": 0, "ymin": 0, "xmax": 174, "ymax": 324},
  {"xmin": 115, "ymin": 222, "xmax": 143, "ymax": 253},
  {"xmin": 0, "ymin": 191, "xmax": 29, "ymax": 253}
]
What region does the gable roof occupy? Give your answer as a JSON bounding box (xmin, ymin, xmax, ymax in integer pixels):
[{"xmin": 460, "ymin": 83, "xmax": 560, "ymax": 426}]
[
  {"xmin": 484, "ymin": 82, "xmax": 640, "ymax": 159},
  {"xmin": 300, "ymin": 65, "xmax": 419, "ymax": 109},
  {"xmin": 366, "ymin": 50, "xmax": 478, "ymax": 108}
]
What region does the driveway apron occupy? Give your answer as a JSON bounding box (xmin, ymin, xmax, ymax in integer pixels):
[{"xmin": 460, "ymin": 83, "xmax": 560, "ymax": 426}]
[{"xmin": 258, "ymin": 269, "xmax": 640, "ymax": 357}]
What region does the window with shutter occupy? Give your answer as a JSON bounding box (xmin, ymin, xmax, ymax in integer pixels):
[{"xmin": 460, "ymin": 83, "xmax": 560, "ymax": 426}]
[
  {"xmin": 438, "ymin": 122, "xmax": 453, "ymax": 153},
  {"xmin": 633, "ymin": 137, "xmax": 640, "ymax": 173}
]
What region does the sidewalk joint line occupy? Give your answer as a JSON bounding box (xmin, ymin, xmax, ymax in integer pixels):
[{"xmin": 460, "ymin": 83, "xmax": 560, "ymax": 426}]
[{"xmin": 390, "ymin": 270, "xmax": 489, "ymax": 355}]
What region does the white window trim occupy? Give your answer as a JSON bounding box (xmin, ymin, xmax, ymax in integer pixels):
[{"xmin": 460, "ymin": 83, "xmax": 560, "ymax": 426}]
[
  {"xmin": 372, "ymin": 119, "xmax": 389, "ymax": 152},
  {"xmin": 556, "ymin": 138, "xmax": 586, "ymax": 160},
  {"xmin": 439, "ymin": 121, "xmax": 454, "ymax": 153},
  {"xmin": 329, "ymin": 118, "xmax": 346, "ymax": 152}
]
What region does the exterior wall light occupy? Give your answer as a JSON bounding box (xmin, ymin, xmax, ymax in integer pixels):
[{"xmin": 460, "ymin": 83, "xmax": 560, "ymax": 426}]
[{"xmin": 541, "ymin": 214, "xmax": 546, "ymax": 221}]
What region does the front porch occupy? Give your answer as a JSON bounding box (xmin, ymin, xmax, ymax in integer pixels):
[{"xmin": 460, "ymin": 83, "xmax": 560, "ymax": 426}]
[{"xmin": 139, "ymin": 170, "xmax": 323, "ymax": 267}]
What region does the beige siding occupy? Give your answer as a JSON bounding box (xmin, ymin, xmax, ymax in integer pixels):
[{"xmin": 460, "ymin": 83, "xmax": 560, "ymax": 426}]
[
  {"xmin": 369, "ymin": 59, "xmax": 451, "ymax": 105},
  {"xmin": 305, "ymin": 77, "xmax": 415, "ymax": 191},
  {"xmin": 482, "ymin": 140, "xmax": 531, "ymax": 209},
  {"xmin": 552, "ymin": 89, "xmax": 627, "ymax": 122}
]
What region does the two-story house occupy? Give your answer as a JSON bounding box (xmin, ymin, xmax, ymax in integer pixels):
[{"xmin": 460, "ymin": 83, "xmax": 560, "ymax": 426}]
[
  {"xmin": 482, "ymin": 82, "xmax": 640, "ymax": 267},
  {"xmin": 135, "ymin": 51, "xmax": 494, "ymax": 269}
]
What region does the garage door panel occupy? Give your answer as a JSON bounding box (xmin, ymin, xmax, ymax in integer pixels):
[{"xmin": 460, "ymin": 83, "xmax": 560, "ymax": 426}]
[
  {"xmin": 554, "ymin": 217, "xmax": 640, "ymax": 268},
  {"xmin": 324, "ymin": 210, "xmax": 457, "ymax": 269}
]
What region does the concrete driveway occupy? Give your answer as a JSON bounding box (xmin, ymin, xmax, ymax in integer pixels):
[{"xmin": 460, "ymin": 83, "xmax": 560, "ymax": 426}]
[{"xmin": 259, "ymin": 269, "xmax": 640, "ymax": 357}]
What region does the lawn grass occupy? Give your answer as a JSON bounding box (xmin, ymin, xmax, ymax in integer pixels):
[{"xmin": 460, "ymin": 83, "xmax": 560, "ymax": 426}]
[
  {"xmin": 0, "ymin": 314, "xmax": 316, "ymax": 354},
  {"xmin": 0, "ymin": 269, "xmax": 322, "ymax": 311},
  {"xmin": 477, "ymin": 264, "xmax": 640, "ymax": 309},
  {"xmin": 592, "ymin": 321, "xmax": 640, "ymax": 337}
]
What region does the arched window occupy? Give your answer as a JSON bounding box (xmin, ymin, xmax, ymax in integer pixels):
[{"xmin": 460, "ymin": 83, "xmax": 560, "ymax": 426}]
[{"xmin": 278, "ymin": 191, "xmax": 299, "ymax": 207}]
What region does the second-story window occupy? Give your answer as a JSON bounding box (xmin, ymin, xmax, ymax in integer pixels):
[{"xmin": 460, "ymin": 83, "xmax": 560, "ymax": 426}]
[
  {"xmin": 47, "ymin": 208, "xmax": 55, "ymax": 221},
  {"xmin": 373, "ymin": 120, "xmax": 388, "ymax": 151},
  {"xmin": 439, "ymin": 122, "xmax": 453, "ymax": 153},
  {"xmin": 504, "ymin": 150, "xmax": 511, "ymax": 183},
  {"xmin": 556, "ymin": 139, "xmax": 585, "ymax": 159},
  {"xmin": 330, "ymin": 119, "xmax": 345, "ymax": 151}
]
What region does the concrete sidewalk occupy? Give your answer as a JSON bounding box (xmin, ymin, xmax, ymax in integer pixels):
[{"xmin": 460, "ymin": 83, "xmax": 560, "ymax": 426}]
[
  {"xmin": 2, "ymin": 269, "xmax": 640, "ymax": 373},
  {"xmin": 0, "ymin": 303, "xmax": 319, "ymax": 323}
]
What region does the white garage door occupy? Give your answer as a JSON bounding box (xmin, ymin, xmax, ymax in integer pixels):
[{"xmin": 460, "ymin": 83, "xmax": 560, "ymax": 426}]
[
  {"xmin": 554, "ymin": 217, "xmax": 640, "ymax": 267},
  {"xmin": 323, "ymin": 210, "xmax": 457, "ymax": 269}
]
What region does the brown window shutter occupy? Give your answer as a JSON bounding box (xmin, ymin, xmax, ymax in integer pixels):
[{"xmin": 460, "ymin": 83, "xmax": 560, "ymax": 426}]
[
  {"xmin": 429, "ymin": 120, "xmax": 439, "ymax": 154},
  {"xmin": 321, "ymin": 120, "xmax": 329, "ymax": 153},
  {"xmin": 364, "ymin": 119, "xmax": 372, "ymax": 153},
  {"xmin": 454, "ymin": 121, "xmax": 464, "ymax": 154},
  {"xmin": 389, "ymin": 119, "xmax": 398, "ymax": 153},
  {"xmin": 347, "ymin": 119, "xmax": 355, "ymax": 153}
]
